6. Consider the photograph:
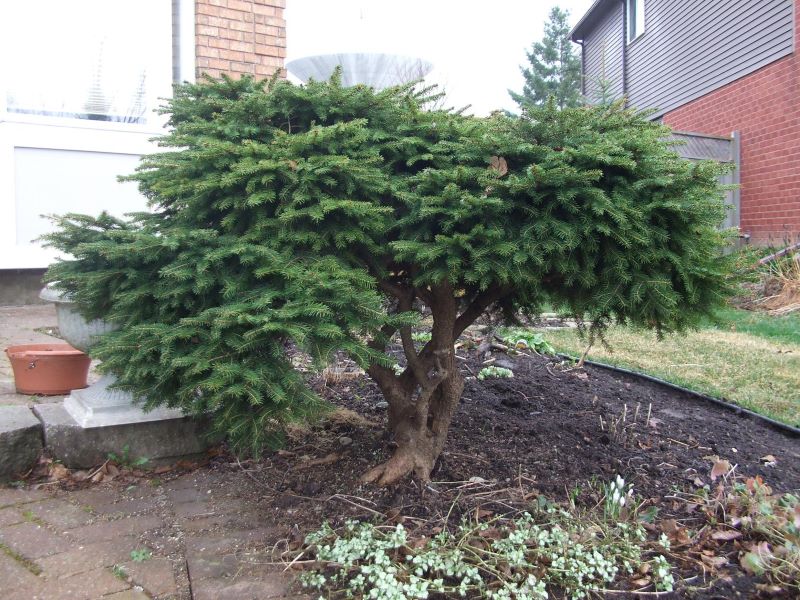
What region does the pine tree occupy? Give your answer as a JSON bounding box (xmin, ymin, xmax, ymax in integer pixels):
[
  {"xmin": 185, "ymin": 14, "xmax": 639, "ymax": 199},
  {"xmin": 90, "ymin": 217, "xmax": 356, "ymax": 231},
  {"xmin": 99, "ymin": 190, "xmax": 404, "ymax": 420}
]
[
  {"xmin": 44, "ymin": 75, "xmax": 732, "ymax": 485},
  {"xmin": 510, "ymin": 6, "xmax": 582, "ymax": 109}
]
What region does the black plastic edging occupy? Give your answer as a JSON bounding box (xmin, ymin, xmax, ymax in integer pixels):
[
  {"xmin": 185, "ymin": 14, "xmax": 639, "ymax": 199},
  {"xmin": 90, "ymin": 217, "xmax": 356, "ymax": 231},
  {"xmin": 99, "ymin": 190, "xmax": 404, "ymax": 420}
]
[{"xmin": 556, "ymin": 353, "xmax": 800, "ymax": 439}]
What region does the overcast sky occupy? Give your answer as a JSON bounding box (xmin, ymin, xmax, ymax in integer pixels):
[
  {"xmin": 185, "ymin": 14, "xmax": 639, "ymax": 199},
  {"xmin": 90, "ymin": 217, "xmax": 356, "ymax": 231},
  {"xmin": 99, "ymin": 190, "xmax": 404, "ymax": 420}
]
[{"xmin": 285, "ymin": 0, "xmax": 596, "ymax": 115}]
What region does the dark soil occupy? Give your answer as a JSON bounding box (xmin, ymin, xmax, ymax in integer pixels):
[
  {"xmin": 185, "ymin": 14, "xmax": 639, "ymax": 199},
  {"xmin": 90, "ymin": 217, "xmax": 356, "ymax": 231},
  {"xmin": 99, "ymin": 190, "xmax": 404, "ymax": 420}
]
[
  {"xmin": 233, "ymin": 350, "xmax": 800, "ymax": 599},
  {"xmin": 26, "ymin": 349, "xmax": 800, "ymax": 598}
]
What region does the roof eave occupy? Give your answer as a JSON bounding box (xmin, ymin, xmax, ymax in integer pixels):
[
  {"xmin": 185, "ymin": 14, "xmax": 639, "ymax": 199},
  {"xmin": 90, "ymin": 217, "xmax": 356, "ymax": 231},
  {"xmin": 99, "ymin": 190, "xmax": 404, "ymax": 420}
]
[{"xmin": 569, "ymin": 0, "xmax": 616, "ymax": 41}]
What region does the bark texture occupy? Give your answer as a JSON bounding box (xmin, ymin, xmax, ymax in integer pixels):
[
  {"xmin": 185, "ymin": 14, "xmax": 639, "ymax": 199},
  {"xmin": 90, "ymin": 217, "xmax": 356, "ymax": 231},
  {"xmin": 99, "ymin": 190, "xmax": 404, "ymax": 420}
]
[{"xmin": 361, "ymin": 282, "xmax": 469, "ymax": 485}]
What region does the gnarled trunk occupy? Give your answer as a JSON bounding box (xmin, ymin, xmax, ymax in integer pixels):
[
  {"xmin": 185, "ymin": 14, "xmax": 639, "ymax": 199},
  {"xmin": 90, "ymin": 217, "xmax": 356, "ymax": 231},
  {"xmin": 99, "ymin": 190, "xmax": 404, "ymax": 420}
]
[
  {"xmin": 362, "ymin": 282, "xmax": 465, "ymax": 486},
  {"xmin": 362, "ymin": 366, "xmax": 464, "ymax": 485}
]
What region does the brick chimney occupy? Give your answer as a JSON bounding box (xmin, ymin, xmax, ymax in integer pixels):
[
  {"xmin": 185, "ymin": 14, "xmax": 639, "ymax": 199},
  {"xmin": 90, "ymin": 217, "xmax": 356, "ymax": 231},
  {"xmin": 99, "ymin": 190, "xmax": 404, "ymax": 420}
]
[{"xmin": 194, "ymin": 0, "xmax": 286, "ymax": 79}]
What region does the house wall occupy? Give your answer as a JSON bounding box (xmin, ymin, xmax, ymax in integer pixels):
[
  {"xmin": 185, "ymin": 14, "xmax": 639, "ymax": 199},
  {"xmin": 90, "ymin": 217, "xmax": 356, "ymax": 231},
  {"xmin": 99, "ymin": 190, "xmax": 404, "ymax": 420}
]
[
  {"xmin": 578, "ymin": 0, "xmax": 795, "ymax": 115},
  {"xmin": 662, "ymin": 2, "xmax": 800, "ymax": 244},
  {"xmin": 0, "ymin": 0, "xmax": 287, "ymax": 303},
  {"xmin": 195, "ymin": 0, "xmax": 286, "ymax": 79},
  {"xmin": 581, "ymin": 1, "xmax": 624, "ymax": 101},
  {"xmin": 627, "ymin": 0, "xmax": 794, "ymax": 117}
]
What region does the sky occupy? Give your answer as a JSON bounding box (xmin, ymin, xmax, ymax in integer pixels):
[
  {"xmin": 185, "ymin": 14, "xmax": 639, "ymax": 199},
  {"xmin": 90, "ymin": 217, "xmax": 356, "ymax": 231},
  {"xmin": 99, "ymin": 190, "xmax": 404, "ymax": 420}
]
[{"xmin": 285, "ymin": 0, "xmax": 596, "ymax": 115}]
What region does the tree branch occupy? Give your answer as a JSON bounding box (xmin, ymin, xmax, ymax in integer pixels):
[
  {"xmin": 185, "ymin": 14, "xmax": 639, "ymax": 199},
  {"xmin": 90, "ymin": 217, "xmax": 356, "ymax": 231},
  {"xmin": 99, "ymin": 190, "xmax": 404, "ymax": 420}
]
[{"xmin": 453, "ymin": 284, "xmax": 511, "ymax": 339}]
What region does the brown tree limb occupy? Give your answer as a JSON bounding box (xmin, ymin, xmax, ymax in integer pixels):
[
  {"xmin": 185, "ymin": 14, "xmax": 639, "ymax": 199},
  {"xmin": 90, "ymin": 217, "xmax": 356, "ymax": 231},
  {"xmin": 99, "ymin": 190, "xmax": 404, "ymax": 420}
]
[{"xmin": 453, "ymin": 284, "xmax": 511, "ymax": 339}]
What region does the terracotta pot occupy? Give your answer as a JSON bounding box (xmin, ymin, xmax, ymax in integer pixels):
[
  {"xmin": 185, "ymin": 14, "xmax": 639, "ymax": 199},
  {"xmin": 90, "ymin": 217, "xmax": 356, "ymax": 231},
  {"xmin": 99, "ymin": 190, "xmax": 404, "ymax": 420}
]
[{"xmin": 4, "ymin": 344, "xmax": 91, "ymax": 395}]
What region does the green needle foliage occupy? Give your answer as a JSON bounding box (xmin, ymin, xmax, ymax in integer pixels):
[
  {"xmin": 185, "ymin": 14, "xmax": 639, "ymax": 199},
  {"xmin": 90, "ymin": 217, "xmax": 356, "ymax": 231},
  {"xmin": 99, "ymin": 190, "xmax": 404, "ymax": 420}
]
[
  {"xmin": 510, "ymin": 6, "xmax": 582, "ymax": 110},
  {"xmin": 43, "ymin": 73, "xmax": 732, "ymax": 467}
]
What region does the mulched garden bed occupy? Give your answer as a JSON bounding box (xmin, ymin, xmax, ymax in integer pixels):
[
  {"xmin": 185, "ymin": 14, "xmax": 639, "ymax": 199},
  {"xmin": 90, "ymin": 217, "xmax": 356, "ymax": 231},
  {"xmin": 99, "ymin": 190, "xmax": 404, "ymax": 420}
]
[
  {"xmin": 234, "ymin": 350, "xmax": 799, "ymax": 599},
  {"xmin": 20, "ymin": 349, "xmax": 799, "ymax": 598}
]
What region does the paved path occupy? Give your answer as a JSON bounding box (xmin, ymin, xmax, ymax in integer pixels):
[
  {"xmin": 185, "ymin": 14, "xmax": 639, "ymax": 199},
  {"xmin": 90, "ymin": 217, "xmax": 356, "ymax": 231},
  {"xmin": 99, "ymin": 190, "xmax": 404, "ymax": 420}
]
[
  {"xmin": 0, "ymin": 469, "xmax": 303, "ymax": 599},
  {"xmin": 2, "ymin": 306, "xmax": 308, "ymax": 598}
]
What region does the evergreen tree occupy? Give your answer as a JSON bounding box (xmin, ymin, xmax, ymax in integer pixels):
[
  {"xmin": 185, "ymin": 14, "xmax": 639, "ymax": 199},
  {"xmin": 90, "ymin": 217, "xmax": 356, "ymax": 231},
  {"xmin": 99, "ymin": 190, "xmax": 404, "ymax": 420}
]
[
  {"xmin": 44, "ymin": 75, "xmax": 732, "ymax": 485},
  {"xmin": 510, "ymin": 6, "xmax": 582, "ymax": 109}
]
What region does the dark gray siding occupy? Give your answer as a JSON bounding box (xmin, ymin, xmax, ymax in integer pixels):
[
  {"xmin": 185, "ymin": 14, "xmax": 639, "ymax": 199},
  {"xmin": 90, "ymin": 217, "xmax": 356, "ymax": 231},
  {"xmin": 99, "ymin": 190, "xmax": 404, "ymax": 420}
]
[
  {"xmin": 581, "ymin": 1, "xmax": 624, "ymax": 102},
  {"xmin": 578, "ymin": 0, "xmax": 795, "ymax": 113},
  {"xmin": 627, "ymin": 0, "xmax": 795, "ymax": 117}
]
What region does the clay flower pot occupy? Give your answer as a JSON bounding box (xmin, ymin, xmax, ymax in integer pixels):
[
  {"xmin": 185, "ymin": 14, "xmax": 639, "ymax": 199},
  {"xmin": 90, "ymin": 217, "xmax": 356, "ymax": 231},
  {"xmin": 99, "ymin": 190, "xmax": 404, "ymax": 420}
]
[{"xmin": 5, "ymin": 344, "xmax": 91, "ymax": 395}]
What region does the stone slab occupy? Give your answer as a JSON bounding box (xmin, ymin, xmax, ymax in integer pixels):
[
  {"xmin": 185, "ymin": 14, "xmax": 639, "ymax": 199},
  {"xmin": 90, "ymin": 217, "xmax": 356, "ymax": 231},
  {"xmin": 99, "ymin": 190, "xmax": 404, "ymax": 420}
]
[
  {"xmin": 119, "ymin": 557, "xmax": 178, "ymax": 597},
  {"xmin": 0, "ymin": 522, "xmax": 73, "ymax": 558},
  {"xmin": 36, "ymin": 538, "xmax": 138, "ymax": 577},
  {"xmin": 63, "ymin": 374, "xmax": 184, "ymax": 428},
  {"xmin": 0, "ymin": 551, "xmax": 42, "ymax": 592},
  {"xmin": 0, "ymin": 405, "xmax": 43, "ymax": 481},
  {"xmin": 33, "ymin": 403, "xmax": 208, "ymax": 469},
  {"xmin": 24, "ymin": 498, "xmax": 94, "ymax": 530}
]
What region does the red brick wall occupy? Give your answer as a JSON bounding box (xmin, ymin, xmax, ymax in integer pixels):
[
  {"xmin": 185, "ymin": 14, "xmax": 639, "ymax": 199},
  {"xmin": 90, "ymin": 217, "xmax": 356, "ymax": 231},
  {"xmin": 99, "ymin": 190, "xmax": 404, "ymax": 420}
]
[
  {"xmin": 662, "ymin": 3, "xmax": 800, "ymax": 245},
  {"xmin": 195, "ymin": 0, "xmax": 285, "ymax": 80}
]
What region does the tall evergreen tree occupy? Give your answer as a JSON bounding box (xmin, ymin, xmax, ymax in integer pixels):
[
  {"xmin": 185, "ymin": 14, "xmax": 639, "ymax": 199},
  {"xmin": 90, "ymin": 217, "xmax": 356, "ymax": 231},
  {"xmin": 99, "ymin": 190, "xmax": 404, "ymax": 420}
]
[
  {"xmin": 510, "ymin": 6, "xmax": 582, "ymax": 109},
  {"xmin": 44, "ymin": 75, "xmax": 731, "ymax": 485}
]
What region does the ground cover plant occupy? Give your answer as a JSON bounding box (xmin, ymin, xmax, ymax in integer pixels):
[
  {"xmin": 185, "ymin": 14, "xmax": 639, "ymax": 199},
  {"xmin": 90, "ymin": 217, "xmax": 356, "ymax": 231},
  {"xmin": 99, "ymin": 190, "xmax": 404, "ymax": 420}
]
[
  {"xmin": 44, "ymin": 74, "xmax": 732, "ymax": 485},
  {"xmin": 540, "ymin": 308, "xmax": 800, "ymax": 427},
  {"xmin": 296, "ymin": 478, "xmax": 676, "ymax": 599}
]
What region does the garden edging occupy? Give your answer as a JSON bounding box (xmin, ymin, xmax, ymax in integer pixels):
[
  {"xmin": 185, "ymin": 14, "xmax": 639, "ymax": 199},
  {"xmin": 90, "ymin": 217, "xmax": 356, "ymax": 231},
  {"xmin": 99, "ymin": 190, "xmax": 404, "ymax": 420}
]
[{"xmin": 557, "ymin": 353, "xmax": 800, "ymax": 438}]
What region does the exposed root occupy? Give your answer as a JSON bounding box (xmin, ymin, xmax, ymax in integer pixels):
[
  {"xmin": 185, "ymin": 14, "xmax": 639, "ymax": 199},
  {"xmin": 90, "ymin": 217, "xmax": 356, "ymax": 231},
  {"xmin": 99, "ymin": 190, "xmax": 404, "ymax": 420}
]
[{"xmin": 361, "ymin": 451, "xmax": 431, "ymax": 486}]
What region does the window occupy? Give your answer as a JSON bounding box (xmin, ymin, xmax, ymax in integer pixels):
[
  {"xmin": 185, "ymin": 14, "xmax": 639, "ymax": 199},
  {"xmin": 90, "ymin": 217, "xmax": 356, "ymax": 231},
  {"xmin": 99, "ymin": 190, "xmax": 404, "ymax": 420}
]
[
  {"xmin": 1, "ymin": 1, "xmax": 173, "ymax": 125},
  {"xmin": 627, "ymin": 0, "xmax": 645, "ymax": 43}
]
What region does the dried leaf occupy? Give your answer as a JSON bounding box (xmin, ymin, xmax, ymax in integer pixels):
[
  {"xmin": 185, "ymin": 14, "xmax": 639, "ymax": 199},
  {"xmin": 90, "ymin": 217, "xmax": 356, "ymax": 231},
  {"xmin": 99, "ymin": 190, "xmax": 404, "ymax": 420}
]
[
  {"xmin": 701, "ymin": 554, "xmax": 728, "ymax": 569},
  {"xmin": 409, "ymin": 536, "xmax": 428, "ymax": 550},
  {"xmin": 154, "ymin": 465, "xmax": 172, "ymax": 475},
  {"xmin": 754, "ymin": 583, "xmax": 785, "ymax": 596},
  {"xmin": 631, "ymin": 577, "xmax": 651, "ymax": 587},
  {"xmin": 295, "ymin": 453, "xmax": 340, "ymax": 470},
  {"xmin": 760, "ymin": 454, "xmax": 777, "ymax": 467},
  {"xmin": 474, "ymin": 507, "xmax": 494, "ymax": 519},
  {"xmin": 660, "ymin": 519, "xmax": 692, "ymax": 545},
  {"xmin": 478, "ymin": 527, "xmax": 503, "ymax": 540},
  {"xmin": 71, "ymin": 470, "xmax": 90, "ymax": 482},
  {"xmin": 488, "ymin": 156, "xmax": 508, "ymax": 177},
  {"xmin": 710, "ymin": 459, "xmax": 731, "ymax": 481},
  {"xmin": 49, "ymin": 463, "xmax": 69, "ymax": 481},
  {"xmin": 287, "ymin": 524, "xmax": 303, "ymax": 551},
  {"xmin": 711, "ymin": 529, "xmax": 742, "ymax": 541}
]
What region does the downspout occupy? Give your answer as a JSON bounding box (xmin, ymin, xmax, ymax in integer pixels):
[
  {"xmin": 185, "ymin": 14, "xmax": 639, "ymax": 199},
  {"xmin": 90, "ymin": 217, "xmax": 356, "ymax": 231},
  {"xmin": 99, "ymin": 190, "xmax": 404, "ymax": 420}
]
[
  {"xmin": 620, "ymin": 0, "xmax": 628, "ymax": 105},
  {"xmin": 577, "ymin": 39, "xmax": 586, "ymax": 96}
]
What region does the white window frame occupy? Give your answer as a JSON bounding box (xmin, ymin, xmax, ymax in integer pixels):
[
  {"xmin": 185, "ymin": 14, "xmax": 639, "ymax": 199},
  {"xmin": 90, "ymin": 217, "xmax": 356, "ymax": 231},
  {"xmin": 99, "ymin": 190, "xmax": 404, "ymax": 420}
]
[{"xmin": 627, "ymin": 0, "xmax": 646, "ymax": 43}]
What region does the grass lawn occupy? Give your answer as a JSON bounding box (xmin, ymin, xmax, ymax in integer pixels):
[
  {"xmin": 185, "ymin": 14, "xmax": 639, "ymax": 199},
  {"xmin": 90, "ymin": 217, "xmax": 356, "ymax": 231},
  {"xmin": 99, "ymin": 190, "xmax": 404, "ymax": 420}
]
[{"xmin": 536, "ymin": 308, "xmax": 800, "ymax": 427}]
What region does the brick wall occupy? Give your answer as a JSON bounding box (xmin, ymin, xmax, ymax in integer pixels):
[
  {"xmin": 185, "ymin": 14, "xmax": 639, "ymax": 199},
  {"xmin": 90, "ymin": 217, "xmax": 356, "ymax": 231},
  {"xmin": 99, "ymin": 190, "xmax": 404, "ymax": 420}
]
[
  {"xmin": 195, "ymin": 0, "xmax": 286, "ymax": 80},
  {"xmin": 662, "ymin": 2, "xmax": 800, "ymax": 245}
]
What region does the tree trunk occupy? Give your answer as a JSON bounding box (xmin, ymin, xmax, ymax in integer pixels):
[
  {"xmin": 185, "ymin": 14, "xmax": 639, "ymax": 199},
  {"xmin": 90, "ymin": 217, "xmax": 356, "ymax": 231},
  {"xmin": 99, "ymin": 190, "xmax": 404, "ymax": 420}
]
[
  {"xmin": 362, "ymin": 369, "xmax": 463, "ymax": 485},
  {"xmin": 362, "ymin": 283, "xmax": 465, "ymax": 486}
]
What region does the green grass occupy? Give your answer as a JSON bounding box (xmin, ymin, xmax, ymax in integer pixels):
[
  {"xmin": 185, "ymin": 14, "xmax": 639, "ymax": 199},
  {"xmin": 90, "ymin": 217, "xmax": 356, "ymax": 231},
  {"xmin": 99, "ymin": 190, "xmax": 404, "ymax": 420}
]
[
  {"xmin": 536, "ymin": 308, "xmax": 800, "ymax": 427},
  {"xmin": 701, "ymin": 306, "xmax": 800, "ymax": 345}
]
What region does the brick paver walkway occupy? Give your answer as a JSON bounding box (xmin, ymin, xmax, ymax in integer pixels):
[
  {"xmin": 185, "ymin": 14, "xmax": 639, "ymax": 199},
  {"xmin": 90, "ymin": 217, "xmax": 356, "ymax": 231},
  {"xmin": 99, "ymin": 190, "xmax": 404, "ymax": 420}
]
[
  {"xmin": 0, "ymin": 470, "xmax": 304, "ymax": 599},
  {"xmin": 2, "ymin": 306, "xmax": 309, "ymax": 598}
]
